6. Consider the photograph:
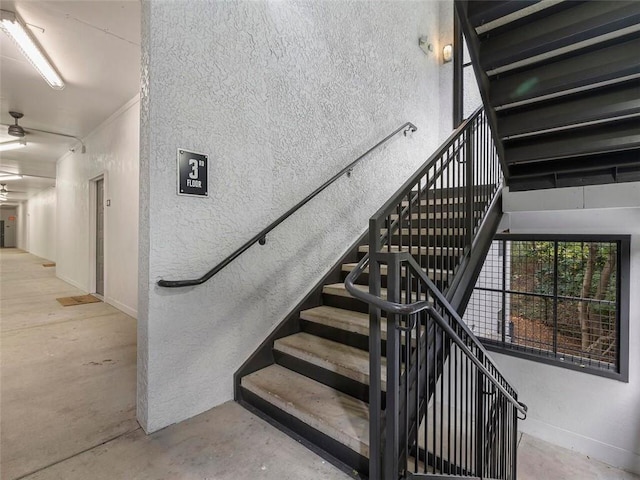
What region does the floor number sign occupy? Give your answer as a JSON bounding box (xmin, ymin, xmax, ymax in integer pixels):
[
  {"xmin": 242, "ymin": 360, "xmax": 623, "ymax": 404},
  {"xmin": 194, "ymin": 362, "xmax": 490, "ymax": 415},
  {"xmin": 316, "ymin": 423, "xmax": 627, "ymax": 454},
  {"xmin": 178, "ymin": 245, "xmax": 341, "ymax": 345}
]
[{"xmin": 177, "ymin": 149, "xmax": 208, "ymax": 197}]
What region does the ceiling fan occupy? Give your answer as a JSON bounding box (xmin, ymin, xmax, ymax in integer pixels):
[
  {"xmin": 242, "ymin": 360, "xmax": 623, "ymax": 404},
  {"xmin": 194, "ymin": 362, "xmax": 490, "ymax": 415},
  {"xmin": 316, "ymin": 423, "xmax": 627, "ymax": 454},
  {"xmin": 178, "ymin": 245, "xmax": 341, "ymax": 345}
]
[
  {"xmin": 0, "ymin": 184, "xmax": 9, "ymax": 202},
  {"xmin": 0, "ymin": 183, "xmax": 26, "ymax": 199},
  {"xmin": 3, "ymin": 111, "xmax": 86, "ymax": 153},
  {"xmin": 8, "ymin": 111, "xmax": 26, "ymax": 137}
]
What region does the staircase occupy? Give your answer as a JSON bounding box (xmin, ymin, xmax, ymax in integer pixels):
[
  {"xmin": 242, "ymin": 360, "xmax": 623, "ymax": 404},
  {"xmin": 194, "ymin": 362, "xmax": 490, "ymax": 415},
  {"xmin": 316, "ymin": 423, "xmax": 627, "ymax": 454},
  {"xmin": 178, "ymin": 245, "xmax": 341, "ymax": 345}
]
[
  {"xmin": 456, "ymin": 0, "xmax": 640, "ymax": 191},
  {"xmin": 237, "ymin": 109, "xmax": 525, "ymax": 479},
  {"xmin": 238, "ymin": 193, "xmax": 478, "ymax": 477}
]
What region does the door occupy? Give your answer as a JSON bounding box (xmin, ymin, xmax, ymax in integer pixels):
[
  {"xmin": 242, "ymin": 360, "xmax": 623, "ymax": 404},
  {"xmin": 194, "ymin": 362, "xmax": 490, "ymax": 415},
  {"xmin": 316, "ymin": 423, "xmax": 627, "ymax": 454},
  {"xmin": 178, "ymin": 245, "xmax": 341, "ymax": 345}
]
[
  {"xmin": 0, "ymin": 220, "xmax": 4, "ymax": 248},
  {"xmin": 96, "ymin": 179, "xmax": 105, "ymax": 296}
]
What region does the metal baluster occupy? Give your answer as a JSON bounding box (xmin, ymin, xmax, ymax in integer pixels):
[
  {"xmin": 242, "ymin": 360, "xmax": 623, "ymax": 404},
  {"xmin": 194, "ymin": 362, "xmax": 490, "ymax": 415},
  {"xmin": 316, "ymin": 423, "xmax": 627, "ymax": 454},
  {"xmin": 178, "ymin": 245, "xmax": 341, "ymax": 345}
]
[
  {"xmin": 385, "ymin": 255, "xmax": 401, "ymax": 480},
  {"xmin": 465, "ymin": 129, "xmax": 474, "ymax": 252},
  {"xmin": 369, "ymin": 218, "xmax": 383, "ymax": 480},
  {"xmin": 476, "ymin": 352, "xmax": 485, "ymax": 477},
  {"xmin": 454, "ymin": 343, "xmax": 458, "ymax": 473}
]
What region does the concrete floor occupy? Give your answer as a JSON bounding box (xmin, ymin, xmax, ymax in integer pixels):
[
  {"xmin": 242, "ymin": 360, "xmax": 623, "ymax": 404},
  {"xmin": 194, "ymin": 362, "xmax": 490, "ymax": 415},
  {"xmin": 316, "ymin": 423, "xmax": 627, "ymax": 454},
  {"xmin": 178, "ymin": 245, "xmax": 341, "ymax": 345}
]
[{"xmin": 1, "ymin": 249, "xmax": 637, "ymax": 480}]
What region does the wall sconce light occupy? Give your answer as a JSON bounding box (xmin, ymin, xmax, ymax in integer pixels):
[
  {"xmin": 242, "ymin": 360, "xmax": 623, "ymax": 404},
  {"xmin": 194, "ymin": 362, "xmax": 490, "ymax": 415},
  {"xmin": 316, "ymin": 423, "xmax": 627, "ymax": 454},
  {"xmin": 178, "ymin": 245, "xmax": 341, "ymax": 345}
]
[
  {"xmin": 419, "ymin": 36, "xmax": 433, "ymax": 56},
  {"xmin": 443, "ymin": 44, "xmax": 453, "ymax": 63}
]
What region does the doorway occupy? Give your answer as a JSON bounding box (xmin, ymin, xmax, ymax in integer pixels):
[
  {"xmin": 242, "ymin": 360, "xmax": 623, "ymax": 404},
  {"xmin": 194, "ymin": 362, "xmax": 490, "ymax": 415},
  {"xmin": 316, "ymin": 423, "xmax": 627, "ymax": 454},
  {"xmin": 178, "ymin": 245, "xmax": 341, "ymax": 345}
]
[
  {"xmin": 0, "ymin": 220, "xmax": 4, "ymax": 247},
  {"xmin": 96, "ymin": 178, "xmax": 104, "ymax": 296}
]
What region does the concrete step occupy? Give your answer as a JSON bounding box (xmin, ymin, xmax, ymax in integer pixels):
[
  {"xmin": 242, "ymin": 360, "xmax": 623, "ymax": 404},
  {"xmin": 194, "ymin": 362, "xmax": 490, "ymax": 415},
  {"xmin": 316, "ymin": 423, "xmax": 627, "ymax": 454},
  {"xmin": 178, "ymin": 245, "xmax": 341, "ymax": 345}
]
[
  {"xmin": 322, "ymin": 283, "xmax": 429, "ymax": 303},
  {"xmin": 400, "ymin": 196, "xmax": 483, "ymax": 207},
  {"xmin": 274, "ymin": 332, "xmax": 387, "ymax": 391},
  {"xmin": 358, "ymin": 245, "xmax": 464, "ymax": 257},
  {"xmin": 300, "ymin": 306, "xmax": 375, "ymax": 338},
  {"xmin": 382, "ymin": 227, "xmax": 467, "ymax": 236},
  {"xmin": 389, "ymin": 211, "xmax": 483, "ymax": 221},
  {"xmin": 341, "ymin": 263, "xmax": 453, "ymax": 282},
  {"xmin": 241, "ymin": 364, "xmax": 371, "ymax": 459}
]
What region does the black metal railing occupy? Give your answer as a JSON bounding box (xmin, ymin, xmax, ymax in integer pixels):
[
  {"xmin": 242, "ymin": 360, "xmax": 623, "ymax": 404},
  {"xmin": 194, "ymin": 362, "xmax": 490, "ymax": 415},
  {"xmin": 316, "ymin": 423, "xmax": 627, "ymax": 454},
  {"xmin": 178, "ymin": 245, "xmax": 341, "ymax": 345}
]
[
  {"xmin": 345, "ymin": 108, "xmax": 527, "ymax": 479},
  {"xmin": 157, "ymin": 122, "xmax": 416, "ymax": 287}
]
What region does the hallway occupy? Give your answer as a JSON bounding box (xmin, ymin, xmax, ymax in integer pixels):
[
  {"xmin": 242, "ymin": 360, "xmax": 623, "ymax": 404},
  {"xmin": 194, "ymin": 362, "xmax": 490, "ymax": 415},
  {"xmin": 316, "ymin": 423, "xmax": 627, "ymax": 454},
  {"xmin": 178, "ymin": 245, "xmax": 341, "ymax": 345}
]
[{"xmin": 0, "ymin": 249, "xmax": 138, "ymax": 479}]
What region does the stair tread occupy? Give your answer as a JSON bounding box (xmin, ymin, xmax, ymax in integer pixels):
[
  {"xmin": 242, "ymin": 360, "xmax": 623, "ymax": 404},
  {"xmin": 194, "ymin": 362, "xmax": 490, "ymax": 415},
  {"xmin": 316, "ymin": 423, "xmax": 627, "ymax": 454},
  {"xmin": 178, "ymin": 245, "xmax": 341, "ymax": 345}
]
[
  {"xmin": 341, "ymin": 263, "xmax": 453, "ymax": 281},
  {"xmin": 400, "ymin": 195, "xmax": 484, "ymax": 207},
  {"xmin": 275, "ymin": 332, "xmax": 387, "ymax": 390},
  {"xmin": 358, "ymin": 245, "xmax": 464, "ymax": 256},
  {"xmin": 381, "ymin": 227, "xmax": 467, "ymax": 235},
  {"xmin": 323, "ymin": 282, "xmax": 429, "ymax": 303},
  {"xmin": 241, "ymin": 364, "xmax": 370, "ymax": 458},
  {"xmin": 301, "ymin": 306, "xmax": 374, "ymax": 336},
  {"xmin": 389, "ymin": 211, "xmax": 481, "ymax": 220}
]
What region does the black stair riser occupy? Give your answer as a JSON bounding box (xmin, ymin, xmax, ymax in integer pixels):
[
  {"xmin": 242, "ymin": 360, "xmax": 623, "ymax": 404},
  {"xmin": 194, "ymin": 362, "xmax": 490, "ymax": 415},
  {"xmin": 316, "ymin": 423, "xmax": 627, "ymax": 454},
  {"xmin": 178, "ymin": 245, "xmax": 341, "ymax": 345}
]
[
  {"xmin": 273, "ymin": 350, "xmax": 387, "ymax": 408},
  {"xmin": 302, "ymin": 319, "xmax": 377, "ymax": 354},
  {"xmin": 389, "ymin": 234, "xmax": 468, "ymax": 247},
  {"xmin": 490, "ymin": 36, "xmax": 640, "ymax": 109},
  {"xmin": 322, "ymin": 293, "xmax": 371, "ymax": 315},
  {"xmin": 503, "ymin": 117, "xmax": 640, "ymax": 165},
  {"xmin": 479, "ymin": 2, "xmax": 640, "ymax": 73},
  {"xmin": 342, "ymin": 271, "xmax": 453, "ymax": 292},
  {"xmin": 357, "ymin": 252, "xmax": 463, "ymax": 271},
  {"xmin": 496, "ymin": 80, "xmax": 640, "ymax": 138},
  {"xmin": 387, "ymin": 217, "xmax": 484, "ymax": 229},
  {"xmin": 399, "ymin": 201, "xmax": 488, "ymax": 214},
  {"xmin": 347, "ymin": 274, "xmax": 453, "ymax": 299},
  {"xmin": 301, "ymin": 318, "xmax": 413, "ymax": 360},
  {"xmin": 238, "ymin": 389, "xmax": 368, "ymax": 479}
]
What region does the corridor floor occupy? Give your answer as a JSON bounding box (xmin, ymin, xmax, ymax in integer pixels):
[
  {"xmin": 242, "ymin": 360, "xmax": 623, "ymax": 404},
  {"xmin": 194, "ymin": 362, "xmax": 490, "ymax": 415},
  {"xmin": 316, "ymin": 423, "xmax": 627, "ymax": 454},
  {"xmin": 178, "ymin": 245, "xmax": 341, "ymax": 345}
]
[{"xmin": 1, "ymin": 249, "xmax": 637, "ymax": 479}]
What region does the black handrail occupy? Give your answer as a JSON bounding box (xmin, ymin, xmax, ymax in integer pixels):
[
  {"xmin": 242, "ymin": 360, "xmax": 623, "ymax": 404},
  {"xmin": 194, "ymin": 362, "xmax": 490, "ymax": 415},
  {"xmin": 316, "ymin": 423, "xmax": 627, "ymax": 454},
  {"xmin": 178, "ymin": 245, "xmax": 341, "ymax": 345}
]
[
  {"xmin": 157, "ymin": 122, "xmax": 417, "ymax": 287},
  {"xmin": 344, "ymin": 250, "xmax": 527, "ymax": 416}
]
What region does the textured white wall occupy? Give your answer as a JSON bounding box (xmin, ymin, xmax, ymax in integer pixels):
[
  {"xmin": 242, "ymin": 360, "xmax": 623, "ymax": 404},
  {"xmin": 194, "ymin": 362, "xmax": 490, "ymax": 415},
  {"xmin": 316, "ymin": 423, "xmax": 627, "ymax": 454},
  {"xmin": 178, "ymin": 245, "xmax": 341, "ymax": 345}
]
[
  {"xmin": 15, "ymin": 188, "xmax": 56, "ymax": 261},
  {"xmin": 498, "ymin": 184, "xmax": 640, "ymax": 474},
  {"xmin": 140, "ymin": 0, "xmax": 452, "ymax": 432},
  {"xmin": 57, "ymin": 96, "xmax": 140, "ymax": 317}
]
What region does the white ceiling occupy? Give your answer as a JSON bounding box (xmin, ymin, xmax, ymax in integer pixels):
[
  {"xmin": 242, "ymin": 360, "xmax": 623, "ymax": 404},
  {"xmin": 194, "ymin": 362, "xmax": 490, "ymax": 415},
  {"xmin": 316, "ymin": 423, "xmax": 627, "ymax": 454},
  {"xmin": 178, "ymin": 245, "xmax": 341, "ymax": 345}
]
[{"xmin": 0, "ymin": 0, "xmax": 141, "ymax": 205}]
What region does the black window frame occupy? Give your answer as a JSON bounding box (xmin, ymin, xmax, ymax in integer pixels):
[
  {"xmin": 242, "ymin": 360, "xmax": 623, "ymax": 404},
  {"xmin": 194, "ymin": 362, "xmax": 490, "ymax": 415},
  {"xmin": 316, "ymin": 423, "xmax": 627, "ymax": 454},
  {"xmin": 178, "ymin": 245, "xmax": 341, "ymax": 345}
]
[{"xmin": 471, "ymin": 233, "xmax": 631, "ymax": 382}]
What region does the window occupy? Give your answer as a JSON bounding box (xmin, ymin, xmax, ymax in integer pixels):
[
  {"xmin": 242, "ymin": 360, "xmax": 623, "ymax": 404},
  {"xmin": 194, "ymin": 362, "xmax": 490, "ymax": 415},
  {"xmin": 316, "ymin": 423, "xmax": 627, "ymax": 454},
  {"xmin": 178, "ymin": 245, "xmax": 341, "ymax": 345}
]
[
  {"xmin": 463, "ymin": 234, "xmax": 630, "ymax": 381},
  {"xmin": 453, "ymin": 13, "xmax": 483, "ymax": 128}
]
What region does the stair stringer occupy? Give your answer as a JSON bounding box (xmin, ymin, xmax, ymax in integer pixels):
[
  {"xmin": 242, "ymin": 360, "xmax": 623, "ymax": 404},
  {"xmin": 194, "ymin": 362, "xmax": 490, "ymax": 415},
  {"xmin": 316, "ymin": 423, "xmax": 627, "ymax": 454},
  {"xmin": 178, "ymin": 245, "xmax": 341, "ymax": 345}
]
[{"xmin": 233, "ymin": 230, "xmax": 367, "ymax": 400}]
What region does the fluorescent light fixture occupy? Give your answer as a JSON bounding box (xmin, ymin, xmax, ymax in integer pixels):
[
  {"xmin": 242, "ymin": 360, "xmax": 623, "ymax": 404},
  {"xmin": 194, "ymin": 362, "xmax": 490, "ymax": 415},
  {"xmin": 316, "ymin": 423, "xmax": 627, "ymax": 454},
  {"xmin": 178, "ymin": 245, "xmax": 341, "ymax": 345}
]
[
  {"xmin": 0, "ymin": 139, "xmax": 27, "ymax": 152},
  {"xmin": 443, "ymin": 44, "xmax": 453, "ymax": 63},
  {"xmin": 0, "ymin": 10, "xmax": 64, "ymax": 89},
  {"xmin": 0, "ymin": 174, "xmax": 23, "ymax": 181}
]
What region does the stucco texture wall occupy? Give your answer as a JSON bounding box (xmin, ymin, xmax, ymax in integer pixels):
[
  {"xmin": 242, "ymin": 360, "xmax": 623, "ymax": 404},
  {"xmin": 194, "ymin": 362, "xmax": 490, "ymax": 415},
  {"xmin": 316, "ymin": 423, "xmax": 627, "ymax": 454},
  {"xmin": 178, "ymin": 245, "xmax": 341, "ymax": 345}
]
[
  {"xmin": 56, "ymin": 97, "xmax": 140, "ymax": 317},
  {"xmin": 139, "ymin": 0, "xmax": 450, "ymax": 432},
  {"xmin": 498, "ymin": 183, "xmax": 640, "ymax": 474}
]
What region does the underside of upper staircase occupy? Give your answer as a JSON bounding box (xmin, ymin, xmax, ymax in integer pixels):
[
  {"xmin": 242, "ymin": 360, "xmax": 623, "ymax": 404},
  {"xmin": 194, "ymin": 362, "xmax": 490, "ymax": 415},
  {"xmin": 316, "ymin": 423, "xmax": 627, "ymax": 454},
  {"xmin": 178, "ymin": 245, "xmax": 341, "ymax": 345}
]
[{"xmin": 456, "ymin": 0, "xmax": 640, "ymax": 191}]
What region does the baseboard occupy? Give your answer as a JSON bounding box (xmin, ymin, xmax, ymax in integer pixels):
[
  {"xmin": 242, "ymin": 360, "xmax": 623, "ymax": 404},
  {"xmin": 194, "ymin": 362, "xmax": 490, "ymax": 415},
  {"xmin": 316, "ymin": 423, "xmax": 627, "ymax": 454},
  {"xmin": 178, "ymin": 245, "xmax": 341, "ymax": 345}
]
[
  {"xmin": 106, "ymin": 296, "xmax": 138, "ymax": 319},
  {"xmin": 56, "ymin": 272, "xmax": 87, "ymax": 292},
  {"xmin": 520, "ymin": 417, "xmax": 640, "ymax": 475},
  {"xmin": 56, "ymin": 272, "xmax": 137, "ymax": 319}
]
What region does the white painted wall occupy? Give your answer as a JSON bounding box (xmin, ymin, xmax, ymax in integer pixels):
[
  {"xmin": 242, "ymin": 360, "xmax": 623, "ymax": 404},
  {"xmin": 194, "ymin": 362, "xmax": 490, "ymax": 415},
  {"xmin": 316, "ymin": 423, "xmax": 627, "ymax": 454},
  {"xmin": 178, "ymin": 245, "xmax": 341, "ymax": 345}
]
[
  {"xmin": 0, "ymin": 206, "xmax": 18, "ymax": 248},
  {"xmin": 56, "ymin": 96, "xmax": 140, "ymax": 318},
  {"xmin": 139, "ymin": 0, "xmax": 454, "ymax": 433},
  {"xmin": 15, "ymin": 187, "xmax": 56, "ymax": 261},
  {"xmin": 464, "ymin": 241, "xmax": 511, "ymax": 341},
  {"xmin": 496, "ymin": 183, "xmax": 640, "ymax": 474}
]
